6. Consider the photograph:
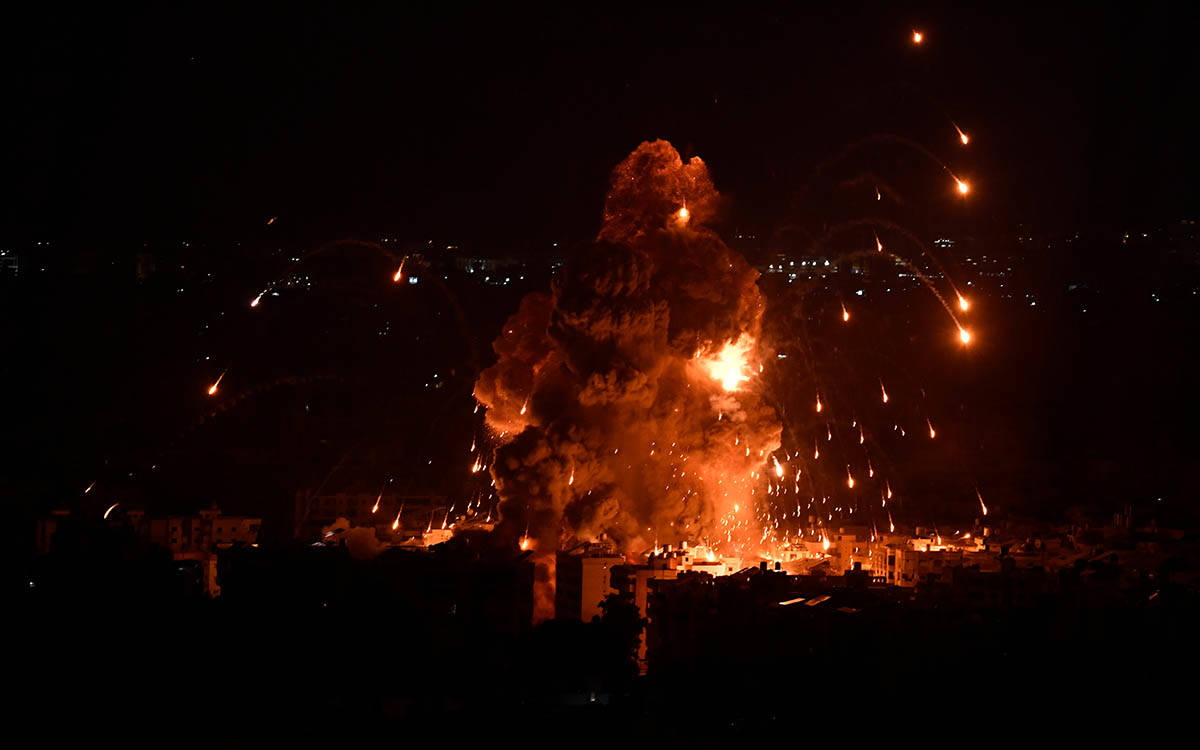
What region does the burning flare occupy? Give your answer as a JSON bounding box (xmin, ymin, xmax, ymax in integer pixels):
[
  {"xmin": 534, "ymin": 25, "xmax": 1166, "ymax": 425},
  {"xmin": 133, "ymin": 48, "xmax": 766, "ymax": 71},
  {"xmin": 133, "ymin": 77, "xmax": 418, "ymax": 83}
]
[
  {"xmin": 698, "ymin": 335, "xmax": 755, "ymax": 392},
  {"xmin": 207, "ymin": 371, "xmax": 226, "ymax": 396}
]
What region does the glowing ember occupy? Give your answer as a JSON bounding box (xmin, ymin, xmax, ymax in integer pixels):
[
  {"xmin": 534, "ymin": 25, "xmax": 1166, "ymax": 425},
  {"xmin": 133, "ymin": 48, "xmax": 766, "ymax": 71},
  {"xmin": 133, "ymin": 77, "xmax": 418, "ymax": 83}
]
[
  {"xmin": 912, "ymin": 30, "xmax": 924, "ymax": 44},
  {"xmin": 956, "ymin": 178, "xmax": 970, "ymax": 195},
  {"xmin": 103, "ymin": 503, "xmax": 118, "ymax": 519},
  {"xmin": 977, "ymin": 488, "xmax": 988, "ymax": 516},
  {"xmin": 392, "ymin": 257, "xmax": 406, "ymax": 282},
  {"xmin": 927, "ymin": 419, "xmax": 937, "ymax": 439},
  {"xmin": 842, "ymin": 305, "xmax": 850, "ymax": 322},
  {"xmin": 250, "ymin": 293, "xmax": 263, "ymax": 308},
  {"xmin": 958, "ymin": 294, "xmax": 970, "ymax": 311},
  {"xmin": 371, "ymin": 491, "xmax": 382, "ymax": 514},
  {"xmin": 958, "ymin": 327, "xmax": 972, "ymax": 344},
  {"xmin": 677, "ymin": 205, "xmax": 691, "ymax": 225}
]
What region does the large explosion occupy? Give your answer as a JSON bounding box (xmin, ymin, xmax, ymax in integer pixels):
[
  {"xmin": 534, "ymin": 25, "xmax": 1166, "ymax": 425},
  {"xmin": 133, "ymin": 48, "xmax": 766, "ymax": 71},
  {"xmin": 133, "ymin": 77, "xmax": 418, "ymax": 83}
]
[{"xmin": 473, "ymin": 141, "xmax": 782, "ymax": 609}]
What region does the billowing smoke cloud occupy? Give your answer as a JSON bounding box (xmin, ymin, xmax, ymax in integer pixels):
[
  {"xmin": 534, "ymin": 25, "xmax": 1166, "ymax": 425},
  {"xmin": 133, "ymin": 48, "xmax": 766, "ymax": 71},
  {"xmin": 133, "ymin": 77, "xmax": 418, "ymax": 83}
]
[{"xmin": 473, "ymin": 141, "xmax": 781, "ymax": 616}]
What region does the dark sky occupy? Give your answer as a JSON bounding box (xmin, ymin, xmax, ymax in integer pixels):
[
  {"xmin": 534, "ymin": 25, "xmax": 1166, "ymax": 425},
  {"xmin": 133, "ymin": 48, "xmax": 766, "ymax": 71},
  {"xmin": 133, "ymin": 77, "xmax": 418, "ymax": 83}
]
[{"xmin": 4, "ymin": 3, "xmax": 1197, "ymax": 247}]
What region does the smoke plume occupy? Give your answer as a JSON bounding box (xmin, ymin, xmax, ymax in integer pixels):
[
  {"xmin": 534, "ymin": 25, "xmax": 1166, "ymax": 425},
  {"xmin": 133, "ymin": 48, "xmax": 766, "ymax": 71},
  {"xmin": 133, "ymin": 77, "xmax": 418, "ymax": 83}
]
[{"xmin": 474, "ymin": 140, "xmax": 781, "ymax": 617}]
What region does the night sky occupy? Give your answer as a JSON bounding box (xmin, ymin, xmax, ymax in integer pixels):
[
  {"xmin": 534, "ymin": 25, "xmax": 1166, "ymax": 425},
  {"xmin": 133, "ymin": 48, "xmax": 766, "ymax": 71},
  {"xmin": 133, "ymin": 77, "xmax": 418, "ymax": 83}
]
[{"xmin": 4, "ymin": 3, "xmax": 1197, "ymax": 248}]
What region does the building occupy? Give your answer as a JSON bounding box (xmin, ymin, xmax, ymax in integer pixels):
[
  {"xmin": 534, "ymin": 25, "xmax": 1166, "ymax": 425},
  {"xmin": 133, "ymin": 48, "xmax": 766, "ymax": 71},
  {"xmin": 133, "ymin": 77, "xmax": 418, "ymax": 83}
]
[{"xmin": 555, "ymin": 541, "xmax": 625, "ymax": 622}]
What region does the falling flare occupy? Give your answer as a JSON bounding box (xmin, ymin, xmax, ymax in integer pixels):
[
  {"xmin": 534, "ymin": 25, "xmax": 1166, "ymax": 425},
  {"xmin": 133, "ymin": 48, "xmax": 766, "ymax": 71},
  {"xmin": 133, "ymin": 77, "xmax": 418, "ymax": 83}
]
[
  {"xmin": 927, "ymin": 419, "xmax": 936, "ymax": 439},
  {"xmin": 103, "ymin": 503, "xmax": 118, "ymax": 520},
  {"xmin": 955, "ymin": 178, "xmax": 970, "ymax": 195},
  {"xmin": 958, "ymin": 294, "xmax": 970, "ymax": 311},
  {"xmin": 568, "ymin": 466, "xmax": 576, "ymax": 486},
  {"xmin": 880, "ymin": 380, "xmax": 889, "ymax": 404},
  {"xmin": 846, "ymin": 466, "xmax": 855, "ymax": 489},
  {"xmin": 815, "ymin": 393, "xmax": 823, "ymax": 413},
  {"xmin": 250, "ymin": 293, "xmax": 263, "ymax": 308},
  {"xmin": 677, "ymin": 205, "xmax": 690, "ymax": 225},
  {"xmin": 773, "ymin": 456, "xmax": 784, "ymax": 478},
  {"xmin": 875, "ymin": 233, "xmax": 883, "ymax": 253},
  {"xmin": 912, "ymin": 30, "xmax": 923, "ymax": 44},
  {"xmin": 519, "ymin": 397, "xmax": 529, "ymax": 416},
  {"xmin": 84, "ymin": 481, "xmax": 96, "ymax": 495},
  {"xmin": 371, "ymin": 490, "xmax": 382, "ymax": 514},
  {"xmin": 958, "ymin": 327, "xmax": 972, "ymax": 344},
  {"xmin": 886, "ymin": 482, "xmax": 893, "ymax": 500},
  {"xmin": 841, "ymin": 304, "xmax": 850, "ymax": 322},
  {"xmin": 392, "ymin": 257, "xmax": 407, "ymax": 283},
  {"xmin": 207, "ymin": 371, "xmax": 226, "ymax": 396},
  {"xmin": 953, "ymin": 122, "xmax": 970, "ymax": 145},
  {"xmin": 977, "ymin": 488, "xmax": 988, "ymax": 516},
  {"xmin": 391, "ymin": 508, "xmax": 402, "ymax": 531}
]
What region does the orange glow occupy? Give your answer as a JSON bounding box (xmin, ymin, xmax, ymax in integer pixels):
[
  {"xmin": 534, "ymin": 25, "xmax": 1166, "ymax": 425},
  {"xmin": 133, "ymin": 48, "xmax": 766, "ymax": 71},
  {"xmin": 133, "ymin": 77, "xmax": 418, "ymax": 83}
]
[
  {"xmin": 956, "ymin": 178, "xmax": 970, "ymax": 195},
  {"xmin": 927, "ymin": 419, "xmax": 936, "ymax": 439},
  {"xmin": 912, "ymin": 30, "xmax": 923, "ymax": 44},
  {"xmin": 846, "ymin": 467, "xmax": 855, "ymax": 489},
  {"xmin": 519, "ymin": 536, "xmax": 534, "ymax": 551},
  {"xmin": 392, "ymin": 257, "xmax": 406, "ymax": 283},
  {"xmin": 371, "ymin": 491, "xmax": 382, "ymax": 514},
  {"xmin": 886, "ymin": 482, "xmax": 893, "ymax": 500},
  {"xmin": 958, "ymin": 294, "xmax": 970, "ymax": 311},
  {"xmin": 677, "ymin": 205, "xmax": 690, "ymax": 225},
  {"xmin": 84, "ymin": 481, "xmax": 96, "ymax": 494},
  {"xmin": 250, "ymin": 293, "xmax": 263, "ymax": 308},
  {"xmin": 888, "ymin": 511, "xmax": 895, "ymax": 532},
  {"xmin": 875, "ymin": 233, "xmax": 883, "ymax": 253},
  {"xmin": 391, "ymin": 509, "xmax": 401, "ymax": 531},
  {"xmin": 841, "ymin": 305, "xmax": 850, "ymax": 322},
  {"xmin": 519, "ymin": 397, "xmax": 529, "ymax": 416},
  {"xmin": 773, "ymin": 456, "xmax": 784, "ymax": 478},
  {"xmin": 822, "ymin": 534, "xmax": 831, "ymax": 551},
  {"xmin": 953, "ymin": 123, "xmax": 970, "ymax": 145},
  {"xmin": 977, "ymin": 488, "xmax": 988, "ymax": 516},
  {"xmin": 568, "ymin": 466, "xmax": 576, "ymax": 486},
  {"xmin": 698, "ymin": 335, "xmax": 755, "ymax": 391},
  {"xmin": 103, "ymin": 503, "xmax": 118, "ymax": 520},
  {"xmin": 266, "ymin": 216, "xmax": 276, "ymax": 225},
  {"xmin": 958, "ymin": 327, "xmax": 972, "ymax": 344},
  {"xmin": 207, "ymin": 371, "xmax": 226, "ymax": 396},
  {"xmin": 815, "ymin": 393, "xmax": 823, "ymax": 413},
  {"xmin": 880, "ymin": 380, "xmax": 889, "ymax": 404}
]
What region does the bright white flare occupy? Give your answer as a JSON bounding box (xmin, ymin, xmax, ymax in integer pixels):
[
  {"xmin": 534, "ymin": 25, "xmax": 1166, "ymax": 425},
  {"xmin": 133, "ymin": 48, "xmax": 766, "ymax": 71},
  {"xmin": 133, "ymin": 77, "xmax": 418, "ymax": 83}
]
[{"xmin": 698, "ymin": 335, "xmax": 755, "ymax": 392}]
